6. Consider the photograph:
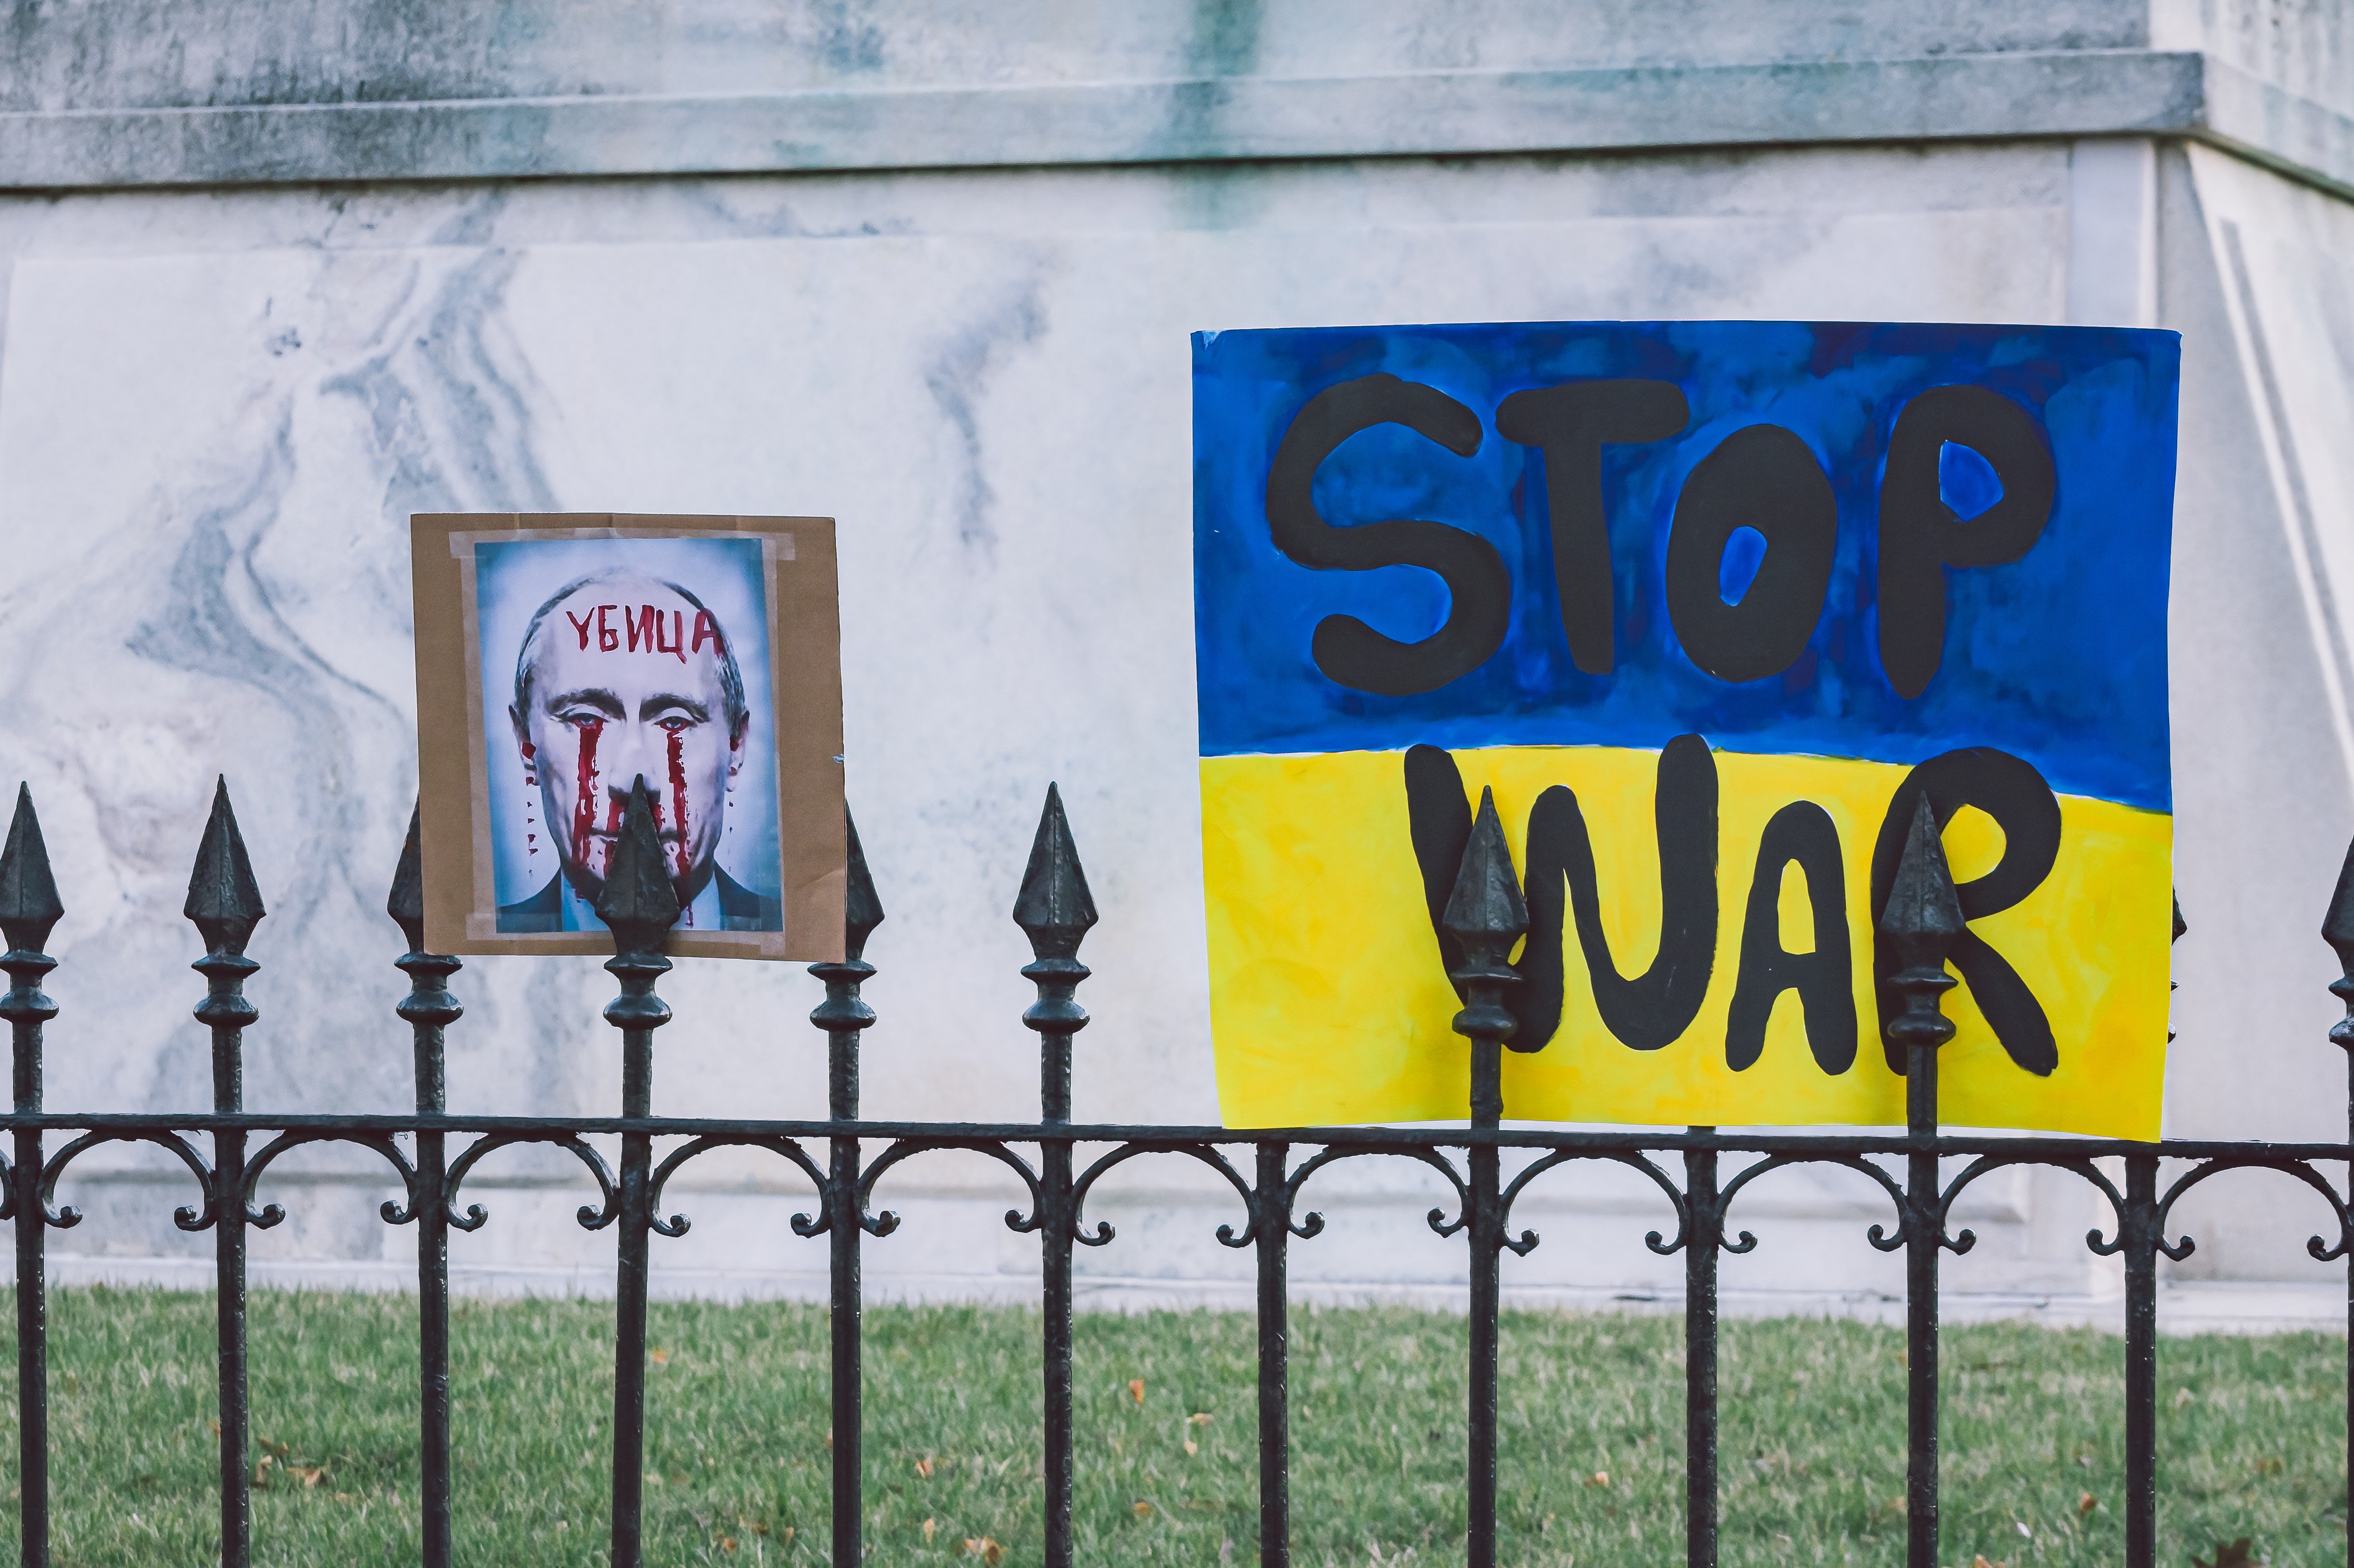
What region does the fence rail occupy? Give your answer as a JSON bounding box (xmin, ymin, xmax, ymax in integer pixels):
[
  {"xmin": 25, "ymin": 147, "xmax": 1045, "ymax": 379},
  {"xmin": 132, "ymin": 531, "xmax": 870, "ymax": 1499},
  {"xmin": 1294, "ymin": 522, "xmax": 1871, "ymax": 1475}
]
[{"xmin": 0, "ymin": 776, "xmax": 2347, "ymax": 1568}]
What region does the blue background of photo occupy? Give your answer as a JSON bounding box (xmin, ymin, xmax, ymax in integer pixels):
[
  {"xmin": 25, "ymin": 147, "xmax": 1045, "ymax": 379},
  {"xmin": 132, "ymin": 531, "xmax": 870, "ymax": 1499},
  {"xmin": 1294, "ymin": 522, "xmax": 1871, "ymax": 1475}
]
[{"xmin": 473, "ymin": 534, "xmax": 781, "ymax": 910}]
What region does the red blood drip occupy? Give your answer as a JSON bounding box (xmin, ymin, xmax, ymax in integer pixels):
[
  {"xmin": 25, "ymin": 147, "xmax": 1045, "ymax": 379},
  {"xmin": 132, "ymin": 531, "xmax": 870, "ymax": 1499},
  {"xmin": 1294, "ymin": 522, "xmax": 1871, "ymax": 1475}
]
[
  {"xmin": 598, "ymin": 797, "xmax": 624, "ymax": 886},
  {"xmin": 571, "ymin": 719, "xmax": 604, "ymax": 879},
  {"xmin": 665, "ymin": 730, "xmax": 692, "ymax": 882},
  {"xmin": 660, "ymin": 730, "xmax": 694, "ymax": 926}
]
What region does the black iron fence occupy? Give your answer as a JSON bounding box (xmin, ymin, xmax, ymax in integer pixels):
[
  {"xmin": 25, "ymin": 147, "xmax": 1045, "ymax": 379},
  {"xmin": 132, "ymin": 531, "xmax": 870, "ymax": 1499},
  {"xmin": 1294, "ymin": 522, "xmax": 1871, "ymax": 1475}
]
[{"xmin": 0, "ymin": 773, "xmax": 2347, "ymax": 1568}]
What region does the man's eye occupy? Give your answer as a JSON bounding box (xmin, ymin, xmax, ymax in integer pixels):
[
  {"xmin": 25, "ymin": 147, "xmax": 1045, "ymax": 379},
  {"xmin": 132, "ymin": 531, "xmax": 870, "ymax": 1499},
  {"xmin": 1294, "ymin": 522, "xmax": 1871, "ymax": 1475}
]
[{"xmin": 657, "ymin": 716, "xmax": 696, "ymax": 733}]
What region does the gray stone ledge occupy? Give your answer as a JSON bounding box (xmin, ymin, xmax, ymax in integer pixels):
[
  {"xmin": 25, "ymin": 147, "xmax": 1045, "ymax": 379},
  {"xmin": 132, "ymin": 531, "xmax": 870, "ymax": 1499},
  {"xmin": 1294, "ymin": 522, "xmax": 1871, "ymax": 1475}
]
[{"xmin": 0, "ymin": 49, "xmax": 2346, "ymax": 204}]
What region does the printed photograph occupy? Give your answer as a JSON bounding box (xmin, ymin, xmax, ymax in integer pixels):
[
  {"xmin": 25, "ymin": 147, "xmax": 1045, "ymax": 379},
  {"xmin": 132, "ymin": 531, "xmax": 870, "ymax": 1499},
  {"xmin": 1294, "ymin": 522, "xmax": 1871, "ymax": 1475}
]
[{"xmin": 480, "ymin": 534, "xmax": 781, "ymax": 935}]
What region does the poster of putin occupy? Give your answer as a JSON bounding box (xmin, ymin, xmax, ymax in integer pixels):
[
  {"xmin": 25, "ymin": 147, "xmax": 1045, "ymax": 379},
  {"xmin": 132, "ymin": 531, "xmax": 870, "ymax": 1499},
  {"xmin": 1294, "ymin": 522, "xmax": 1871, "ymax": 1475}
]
[{"xmin": 411, "ymin": 514, "xmax": 846, "ymax": 961}]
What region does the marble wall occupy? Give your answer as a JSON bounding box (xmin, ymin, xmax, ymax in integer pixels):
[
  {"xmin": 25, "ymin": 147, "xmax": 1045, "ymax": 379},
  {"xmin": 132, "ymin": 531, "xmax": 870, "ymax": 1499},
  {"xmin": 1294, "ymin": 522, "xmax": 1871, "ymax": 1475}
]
[{"xmin": 0, "ymin": 106, "xmax": 2350, "ymax": 1312}]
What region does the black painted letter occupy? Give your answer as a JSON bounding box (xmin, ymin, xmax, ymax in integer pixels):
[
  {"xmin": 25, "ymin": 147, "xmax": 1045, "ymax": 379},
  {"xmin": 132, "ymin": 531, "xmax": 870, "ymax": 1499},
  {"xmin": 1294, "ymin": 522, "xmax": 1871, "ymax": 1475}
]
[
  {"xmin": 1868, "ymin": 747, "xmax": 2063, "ymax": 1075},
  {"xmin": 1876, "ymin": 385, "xmax": 2057, "ymax": 699},
  {"xmin": 1403, "ymin": 739, "xmax": 1718, "ymax": 1054},
  {"xmin": 1665, "ymin": 424, "xmax": 1838, "ymax": 684},
  {"xmin": 1265, "ymin": 374, "xmax": 1511, "ymax": 696},
  {"xmin": 1495, "ymin": 378, "xmax": 1688, "ymax": 675},
  {"xmin": 1726, "ymin": 801, "xmax": 1856, "ymax": 1074}
]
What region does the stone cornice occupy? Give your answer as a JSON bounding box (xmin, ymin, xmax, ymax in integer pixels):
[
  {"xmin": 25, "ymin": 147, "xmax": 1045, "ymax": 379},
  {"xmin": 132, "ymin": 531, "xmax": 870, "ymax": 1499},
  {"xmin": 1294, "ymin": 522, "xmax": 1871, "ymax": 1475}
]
[{"xmin": 1, "ymin": 50, "xmax": 2345, "ymax": 200}]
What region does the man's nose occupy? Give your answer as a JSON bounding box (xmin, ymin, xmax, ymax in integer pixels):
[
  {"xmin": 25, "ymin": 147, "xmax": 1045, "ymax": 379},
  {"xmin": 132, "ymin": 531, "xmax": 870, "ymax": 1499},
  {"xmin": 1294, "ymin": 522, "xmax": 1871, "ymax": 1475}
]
[{"xmin": 601, "ymin": 725, "xmax": 658, "ymax": 798}]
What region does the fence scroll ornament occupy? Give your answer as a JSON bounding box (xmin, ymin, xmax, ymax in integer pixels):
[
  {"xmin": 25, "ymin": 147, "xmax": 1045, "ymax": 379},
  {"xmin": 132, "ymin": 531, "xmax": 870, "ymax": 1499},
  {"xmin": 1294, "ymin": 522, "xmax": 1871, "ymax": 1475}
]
[{"xmin": 0, "ymin": 777, "xmax": 2349, "ymax": 1568}]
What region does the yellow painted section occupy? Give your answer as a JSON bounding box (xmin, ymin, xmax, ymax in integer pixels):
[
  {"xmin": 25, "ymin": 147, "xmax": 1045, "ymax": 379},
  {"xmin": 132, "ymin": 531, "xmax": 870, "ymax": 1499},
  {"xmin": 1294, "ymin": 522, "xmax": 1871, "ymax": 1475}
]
[{"xmin": 1200, "ymin": 746, "xmax": 2171, "ymax": 1138}]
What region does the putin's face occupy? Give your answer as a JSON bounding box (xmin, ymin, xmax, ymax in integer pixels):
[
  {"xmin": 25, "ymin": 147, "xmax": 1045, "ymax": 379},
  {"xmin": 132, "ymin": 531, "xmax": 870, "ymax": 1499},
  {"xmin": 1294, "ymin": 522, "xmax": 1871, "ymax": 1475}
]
[{"xmin": 511, "ymin": 577, "xmax": 743, "ymax": 897}]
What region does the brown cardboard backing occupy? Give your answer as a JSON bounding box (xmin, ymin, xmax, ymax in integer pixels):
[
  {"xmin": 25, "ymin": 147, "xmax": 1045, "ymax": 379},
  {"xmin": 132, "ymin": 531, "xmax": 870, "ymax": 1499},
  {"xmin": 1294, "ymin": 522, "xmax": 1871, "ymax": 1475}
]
[{"xmin": 411, "ymin": 513, "xmax": 846, "ymax": 962}]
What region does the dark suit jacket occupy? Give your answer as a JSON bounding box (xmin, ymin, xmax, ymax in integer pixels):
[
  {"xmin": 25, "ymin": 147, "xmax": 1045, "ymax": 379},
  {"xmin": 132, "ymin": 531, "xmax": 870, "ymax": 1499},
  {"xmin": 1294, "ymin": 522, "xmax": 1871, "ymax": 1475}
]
[{"xmin": 497, "ymin": 866, "xmax": 782, "ymax": 934}]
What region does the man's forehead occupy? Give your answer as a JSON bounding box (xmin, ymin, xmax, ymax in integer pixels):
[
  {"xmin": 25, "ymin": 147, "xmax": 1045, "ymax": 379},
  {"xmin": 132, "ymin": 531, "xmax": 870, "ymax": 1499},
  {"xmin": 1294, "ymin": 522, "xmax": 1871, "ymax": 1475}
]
[
  {"xmin": 527, "ymin": 582, "xmax": 729, "ymax": 694},
  {"xmin": 554, "ymin": 577, "xmax": 694, "ymax": 616}
]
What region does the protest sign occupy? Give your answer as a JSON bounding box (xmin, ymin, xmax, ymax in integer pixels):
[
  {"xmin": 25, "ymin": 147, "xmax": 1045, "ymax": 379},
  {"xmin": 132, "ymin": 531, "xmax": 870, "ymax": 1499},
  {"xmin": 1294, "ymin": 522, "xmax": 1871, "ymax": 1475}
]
[
  {"xmin": 1195, "ymin": 322, "xmax": 2178, "ymax": 1136},
  {"xmin": 412, "ymin": 513, "xmax": 845, "ymax": 961}
]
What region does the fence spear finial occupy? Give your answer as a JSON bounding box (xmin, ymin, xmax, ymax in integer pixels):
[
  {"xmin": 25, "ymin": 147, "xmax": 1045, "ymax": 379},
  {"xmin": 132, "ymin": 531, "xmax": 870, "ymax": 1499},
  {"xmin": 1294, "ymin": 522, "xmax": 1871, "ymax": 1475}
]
[
  {"xmin": 1879, "ymin": 795, "xmax": 1962, "ymax": 1061},
  {"xmin": 1445, "ymin": 788, "xmax": 1525, "ymax": 1127},
  {"xmin": 2322, "ymin": 837, "xmax": 2354, "ymax": 1049},
  {"xmin": 185, "ymin": 776, "xmax": 265, "ymax": 957},
  {"xmin": 1880, "ymin": 796, "xmax": 1963, "ymax": 953},
  {"xmin": 595, "ymin": 778, "xmax": 682, "ymax": 954},
  {"xmin": 0, "ymin": 784, "xmax": 63, "ymax": 956},
  {"xmin": 1013, "ymin": 783, "xmax": 1097, "ymax": 962},
  {"xmin": 811, "ymin": 804, "xmax": 881, "ymax": 1107},
  {"xmin": 388, "ymin": 801, "xmax": 427, "ymax": 956},
  {"xmin": 1015, "ymin": 784, "xmax": 1094, "ymax": 1129},
  {"xmin": 844, "ymin": 806, "xmax": 885, "ymax": 964},
  {"xmin": 1443, "ymin": 787, "xmax": 1527, "ymax": 958}
]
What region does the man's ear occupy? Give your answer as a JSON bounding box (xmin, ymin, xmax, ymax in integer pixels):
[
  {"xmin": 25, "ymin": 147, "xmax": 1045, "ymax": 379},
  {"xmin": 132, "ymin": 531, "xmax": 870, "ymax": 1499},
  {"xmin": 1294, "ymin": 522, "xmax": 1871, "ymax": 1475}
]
[
  {"xmin": 728, "ymin": 718, "xmax": 747, "ymax": 775},
  {"xmin": 510, "ymin": 706, "xmax": 535, "ymax": 764}
]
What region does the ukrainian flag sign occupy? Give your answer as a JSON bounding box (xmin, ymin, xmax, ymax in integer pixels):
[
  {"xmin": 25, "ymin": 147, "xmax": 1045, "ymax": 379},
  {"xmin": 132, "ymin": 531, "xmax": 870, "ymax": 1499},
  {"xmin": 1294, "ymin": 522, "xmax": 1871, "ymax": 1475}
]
[{"xmin": 1194, "ymin": 322, "xmax": 2179, "ymax": 1138}]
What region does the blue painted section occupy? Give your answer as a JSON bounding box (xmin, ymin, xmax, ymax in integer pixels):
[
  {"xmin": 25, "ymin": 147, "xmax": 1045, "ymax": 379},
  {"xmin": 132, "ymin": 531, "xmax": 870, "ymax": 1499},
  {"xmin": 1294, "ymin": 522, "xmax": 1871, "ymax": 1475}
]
[{"xmin": 1192, "ymin": 320, "xmax": 2179, "ymax": 811}]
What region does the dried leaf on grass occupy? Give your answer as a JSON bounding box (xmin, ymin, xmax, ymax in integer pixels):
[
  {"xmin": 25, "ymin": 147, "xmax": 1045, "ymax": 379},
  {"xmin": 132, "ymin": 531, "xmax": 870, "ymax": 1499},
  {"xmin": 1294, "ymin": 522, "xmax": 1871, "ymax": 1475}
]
[{"xmin": 249, "ymin": 1454, "xmax": 322, "ymax": 1490}]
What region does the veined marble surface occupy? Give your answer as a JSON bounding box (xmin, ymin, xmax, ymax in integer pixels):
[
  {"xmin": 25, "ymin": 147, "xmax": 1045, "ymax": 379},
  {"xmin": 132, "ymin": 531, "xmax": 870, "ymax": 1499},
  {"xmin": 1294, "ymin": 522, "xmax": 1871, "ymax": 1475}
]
[{"xmin": 0, "ymin": 141, "xmax": 2345, "ymax": 1298}]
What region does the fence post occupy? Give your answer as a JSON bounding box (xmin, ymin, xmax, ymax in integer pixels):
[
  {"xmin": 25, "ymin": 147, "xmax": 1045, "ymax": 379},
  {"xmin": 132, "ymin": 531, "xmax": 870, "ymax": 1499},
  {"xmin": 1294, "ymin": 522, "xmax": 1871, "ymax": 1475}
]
[
  {"xmin": 1444, "ymin": 788, "xmax": 1525, "ymax": 1568},
  {"xmin": 1683, "ymin": 1129, "xmax": 1720, "ymax": 1568},
  {"xmin": 1879, "ymin": 797, "xmax": 1962, "ymax": 1568},
  {"xmin": 0, "ymin": 787, "xmax": 62, "ymax": 1568},
  {"xmin": 599, "ymin": 782, "xmax": 683, "ymax": 1568},
  {"xmin": 2119, "ymin": 1152, "xmax": 2159, "ymax": 1568},
  {"xmin": 185, "ymin": 778, "xmax": 265, "ymax": 1568},
  {"xmin": 388, "ymin": 805, "xmax": 461, "ymax": 1568},
  {"xmin": 808, "ymin": 808, "xmax": 883, "ymax": 1568},
  {"xmin": 1014, "ymin": 784, "xmax": 1095, "ymax": 1568},
  {"xmin": 2321, "ymin": 839, "xmax": 2354, "ymax": 1561},
  {"xmin": 1254, "ymin": 1139, "xmax": 1291, "ymax": 1568},
  {"xmin": 2114, "ymin": 898, "xmax": 2192, "ymax": 1568}
]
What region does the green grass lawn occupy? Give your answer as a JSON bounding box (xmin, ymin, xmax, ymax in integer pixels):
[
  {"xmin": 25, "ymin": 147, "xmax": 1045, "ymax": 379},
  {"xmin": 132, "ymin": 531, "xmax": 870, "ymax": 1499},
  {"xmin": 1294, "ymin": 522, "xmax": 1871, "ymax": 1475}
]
[{"xmin": 0, "ymin": 1286, "xmax": 2338, "ymax": 1565}]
